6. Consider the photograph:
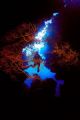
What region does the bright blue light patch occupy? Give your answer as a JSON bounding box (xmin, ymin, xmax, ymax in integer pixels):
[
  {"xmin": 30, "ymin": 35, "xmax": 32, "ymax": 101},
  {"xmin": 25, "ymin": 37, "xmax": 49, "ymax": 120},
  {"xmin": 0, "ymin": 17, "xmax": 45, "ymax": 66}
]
[
  {"xmin": 22, "ymin": 18, "xmax": 53, "ymax": 60},
  {"xmin": 53, "ymin": 12, "xmax": 59, "ymax": 16},
  {"xmin": 38, "ymin": 63, "xmax": 56, "ymax": 80},
  {"xmin": 24, "ymin": 65, "xmax": 38, "ymax": 76},
  {"xmin": 22, "ymin": 46, "xmax": 33, "ymax": 56},
  {"xmin": 35, "ymin": 19, "xmax": 52, "ymax": 41},
  {"xmin": 38, "ymin": 43, "xmax": 48, "ymax": 60},
  {"xmin": 24, "ymin": 62, "xmax": 56, "ymax": 81},
  {"xmin": 44, "ymin": 19, "xmax": 52, "ymax": 25},
  {"xmin": 33, "ymin": 42, "xmax": 45, "ymax": 51}
]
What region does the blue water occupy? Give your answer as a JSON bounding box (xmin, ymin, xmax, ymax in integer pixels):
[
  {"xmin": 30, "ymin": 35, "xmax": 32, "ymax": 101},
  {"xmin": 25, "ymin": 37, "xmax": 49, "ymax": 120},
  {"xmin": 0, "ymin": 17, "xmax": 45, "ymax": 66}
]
[
  {"xmin": 24, "ymin": 62, "xmax": 56, "ymax": 81},
  {"xmin": 24, "ymin": 62, "xmax": 64, "ymax": 96},
  {"xmin": 23, "ymin": 12, "xmax": 64, "ymax": 96}
]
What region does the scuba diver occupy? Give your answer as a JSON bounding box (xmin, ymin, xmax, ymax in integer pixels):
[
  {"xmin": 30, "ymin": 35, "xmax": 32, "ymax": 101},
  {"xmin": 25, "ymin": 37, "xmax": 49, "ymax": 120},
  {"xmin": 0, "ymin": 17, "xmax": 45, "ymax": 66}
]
[{"xmin": 32, "ymin": 52, "xmax": 43, "ymax": 72}]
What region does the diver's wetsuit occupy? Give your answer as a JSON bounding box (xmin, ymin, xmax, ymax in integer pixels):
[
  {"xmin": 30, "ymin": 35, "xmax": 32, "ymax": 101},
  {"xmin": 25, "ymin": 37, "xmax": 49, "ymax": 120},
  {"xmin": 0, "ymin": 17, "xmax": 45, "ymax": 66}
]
[{"xmin": 33, "ymin": 52, "xmax": 43, "ymax": 72}]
